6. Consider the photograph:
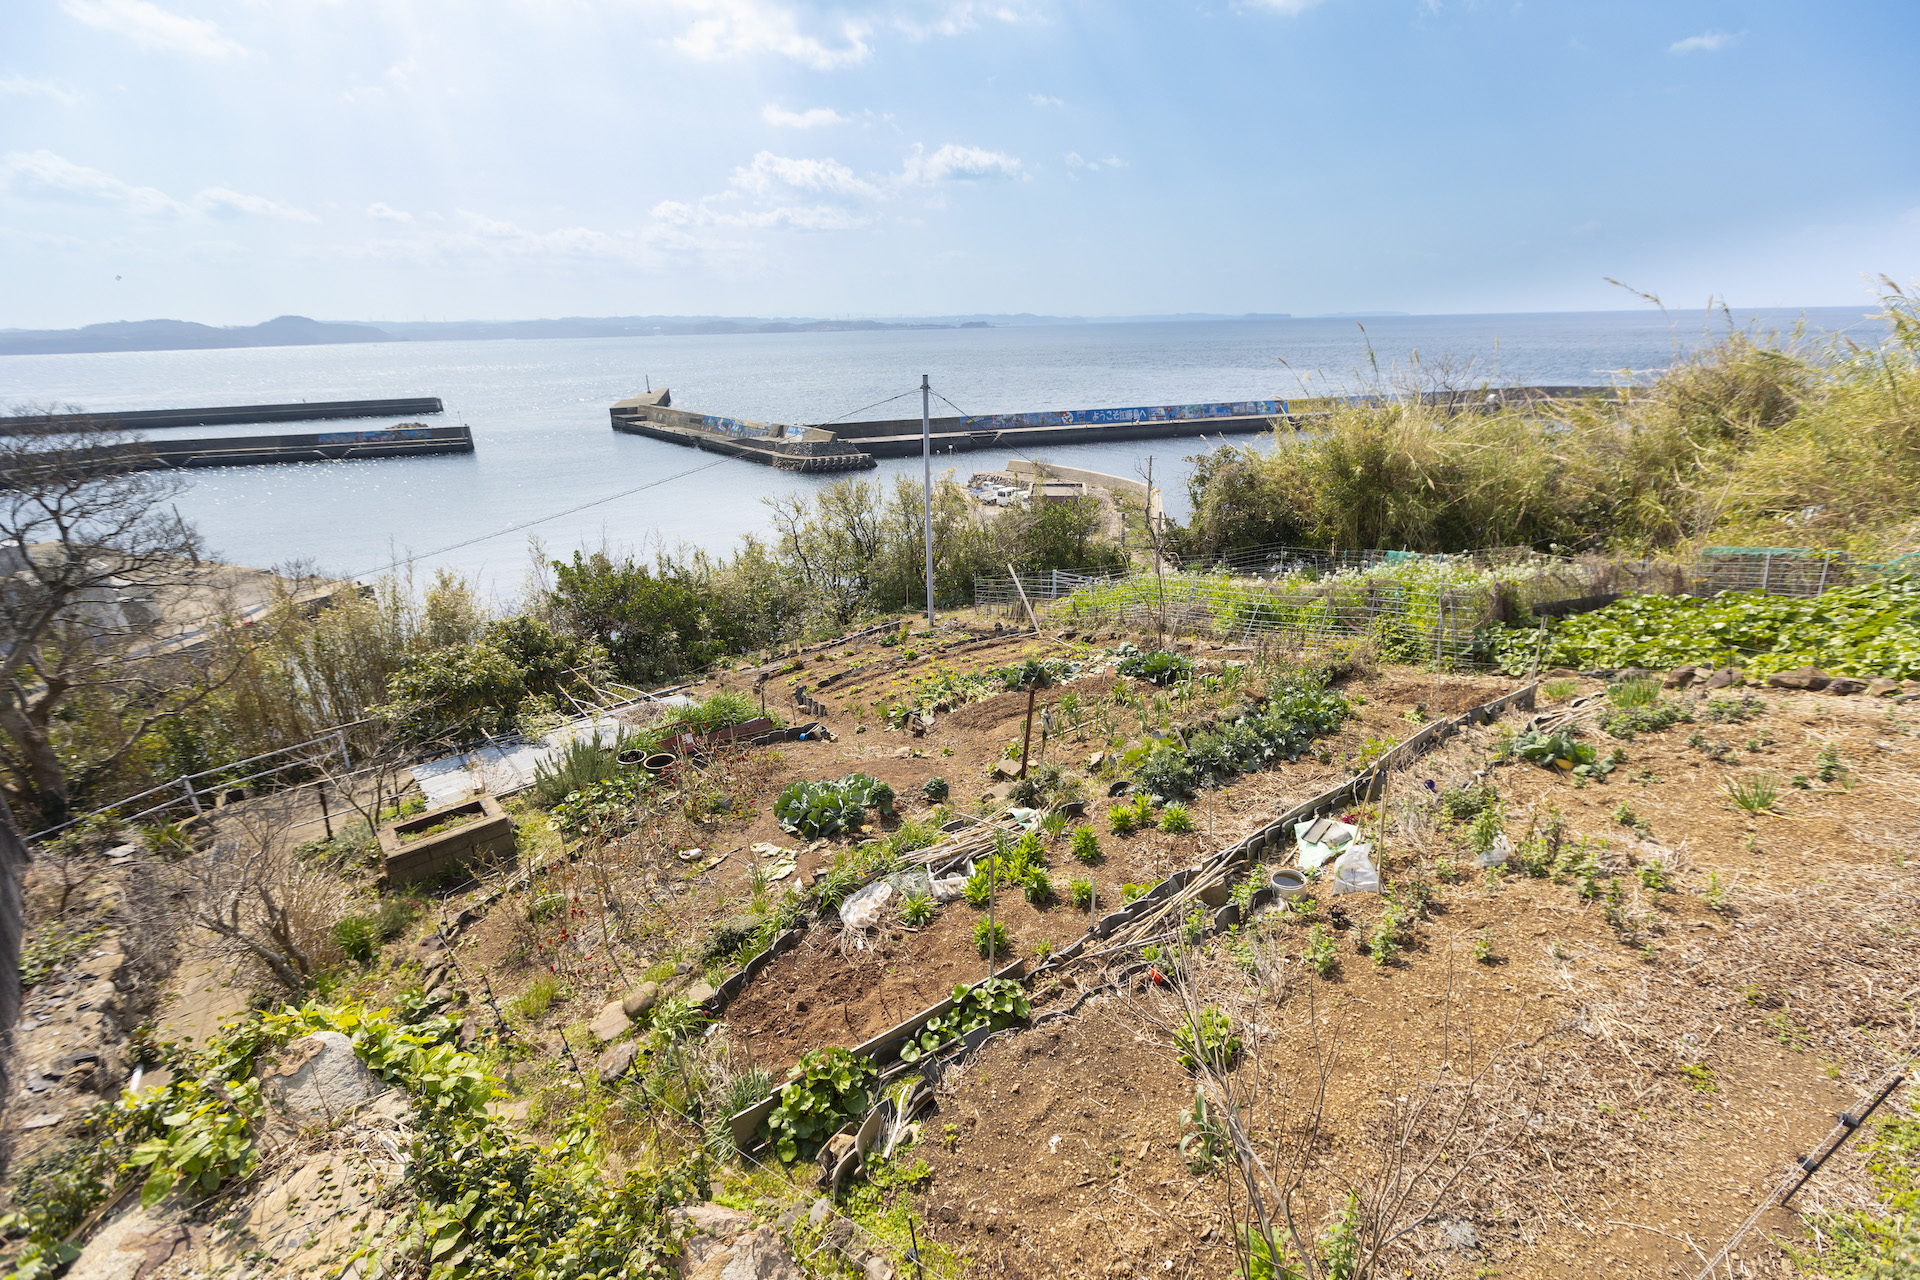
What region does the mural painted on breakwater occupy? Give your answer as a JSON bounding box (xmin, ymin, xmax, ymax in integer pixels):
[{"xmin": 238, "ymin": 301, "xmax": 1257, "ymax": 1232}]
[
  {"xmin": 956, "ymin": 399, "xmax": 1287, "ymax": 430},
  {"xmin": 694, "ymin": 413, "xmax": 804, "ymax": 440}
]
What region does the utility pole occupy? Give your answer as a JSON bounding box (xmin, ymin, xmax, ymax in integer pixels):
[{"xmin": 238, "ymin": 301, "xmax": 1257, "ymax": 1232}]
[{"xmin": 922, "ymin": 374, "xmax": 935, "ymax": 630}]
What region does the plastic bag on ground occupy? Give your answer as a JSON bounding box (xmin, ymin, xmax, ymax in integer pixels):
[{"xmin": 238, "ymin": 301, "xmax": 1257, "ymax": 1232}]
[
  {"xmin": 1295, "ymin": 819, "xmax": 1360, "ymax": 870},
  {"xmin": 838, "ymin": 880, "xmax": 893, "ymax": 930},
  {"xmin": 1327, "ymin": 844, "xmax": 1379, "ymax": 896}
]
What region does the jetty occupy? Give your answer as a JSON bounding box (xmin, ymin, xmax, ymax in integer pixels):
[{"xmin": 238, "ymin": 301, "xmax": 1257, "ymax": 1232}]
[
  {"xmin": 0, "ymin": 397, "xmax": 445, "ymax": 435},
  {"xmin": 609, "ymin": 385, "xmax": 1619, "ymax": 471}
]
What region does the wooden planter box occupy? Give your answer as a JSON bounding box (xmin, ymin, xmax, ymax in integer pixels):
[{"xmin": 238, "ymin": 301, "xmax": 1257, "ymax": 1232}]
[{"xmin": 380, "ymin": 793, "xmax": 515, "ymax": 886}]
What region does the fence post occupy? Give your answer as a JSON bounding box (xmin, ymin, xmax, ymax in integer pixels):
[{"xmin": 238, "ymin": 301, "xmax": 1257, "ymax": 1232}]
[
  {"xmin": 1816, "ymin": 553, "xmax": 1831, "ymax": 594},
  {"xmin": 180, "ymin": 776, "xmax": 203, "ymax": 818},
  {"xmin": 1760, "ymin": 552, "xmax": 1773, "ymax": 595},
  {"xmin": 335, "ymin": 729, "xmax": 351, "ymax": 770}
]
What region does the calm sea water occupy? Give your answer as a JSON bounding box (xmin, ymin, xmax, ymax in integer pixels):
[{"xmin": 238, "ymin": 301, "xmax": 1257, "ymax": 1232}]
[{"xmin": 0, "ymin": 306, "xmax": 1884, "ymax": 597}]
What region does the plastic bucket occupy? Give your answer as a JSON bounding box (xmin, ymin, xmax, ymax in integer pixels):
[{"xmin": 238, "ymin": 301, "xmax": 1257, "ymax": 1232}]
[
  {"xmin": 1269, "ymin": 868, "xmax": 1310, "ymax": 900},
  {"xmin": 643, "ymin": 752, "xmax": 678, "ymax": 775}
]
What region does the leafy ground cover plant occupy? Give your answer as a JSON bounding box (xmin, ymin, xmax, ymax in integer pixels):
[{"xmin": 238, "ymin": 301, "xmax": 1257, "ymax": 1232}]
[
  {"xmin": 767, "ymin": 1047, "xmax": 879, "ymax": 1164},
  {"xmin": 1510, "ymin": 728, "xmax": 1614, "ymax": 779},
  {"xmin": 896, "ymin": 977, "xmax": 1031, "ymax": 1063},
  {"xmin": 900, "ymin": 890, "xmax": 934, "ymax": 927},
  {"xmin": 1159, "ymin": 802, "xmax": 1195, "ymax": 834},
  {"xmin": 1725, "ymin": 772, "xmax": 1782, "ymax": 813},
  {"xmin": 1070, "ymin": 825, "xmax": 1102, "ymax": 863},
  {"xmin": 552, "ymin": 774, "xmax": 648, "ymax": 841},
  {"xmin": 973, "ymin": 918, "xmax": 1010, "ymax": 957},
  {"xmin": 774, "ymin": 772, "xmax": 893, "ymax": 839},
  {"xmin": 1495, "ymin": 575, "xmax": 1920, "ymax": 680},
  {"xmin": 1116, "ymin": 646, "xmax": 1195, "ymax": 686}
]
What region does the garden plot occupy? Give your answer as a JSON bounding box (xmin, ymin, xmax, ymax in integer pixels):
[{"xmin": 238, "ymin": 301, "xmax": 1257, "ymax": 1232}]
[{"xmin": 899, "ymin": 677, "xmax": 1920, "ymax": 1280}]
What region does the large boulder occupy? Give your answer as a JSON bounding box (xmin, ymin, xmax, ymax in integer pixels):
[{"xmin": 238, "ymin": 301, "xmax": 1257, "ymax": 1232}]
[
  {"xmin": 597, "ymin": 1039, "xmax": 640, "ymax": 1085},
  {"xmin": 672, "ymin": 1205, "xmax": 805, "ymax": 1280},
  {"xmin": 262, "ymin": 1031, "xmax": 386, "ymax": 1120},
  {"xmin": 1704, "ymin": 666, "xmax": 1744, "ymax": 689},
  {"xmin": 1766, "ymin": 666, "xmax": 1831, "ymax": 691},
  {"xmin": 1868, "ymin": 678, "xmax": 1904, "ymax": 697},
  {"xmin": 622, "ymin": 982, "xmax": 662, "ymax": 1018}
]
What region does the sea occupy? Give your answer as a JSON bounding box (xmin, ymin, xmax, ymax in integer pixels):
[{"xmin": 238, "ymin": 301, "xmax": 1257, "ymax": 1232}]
[{"xmin": 0, "ymin": 306, "xmax": 1886, "ymax": 600}]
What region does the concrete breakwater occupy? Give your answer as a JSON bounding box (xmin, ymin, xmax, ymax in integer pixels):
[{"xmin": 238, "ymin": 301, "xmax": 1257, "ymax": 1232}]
[
  {"xmin": 610, "ymin": 385, "xmax": 1621, "ymax": 471},
  {"xmin": 0, "ymin": 397, "xmax": 445, "ymax": 435},
  {"xmin": 2, "ymin": 424, "xmax": 474, "ymax": 481}
]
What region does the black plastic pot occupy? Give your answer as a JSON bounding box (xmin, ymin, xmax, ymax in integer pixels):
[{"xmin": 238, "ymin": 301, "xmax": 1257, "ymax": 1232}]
[{"xmin": 643, "ymin": 751, "xmax": 678, "ymax": 774}]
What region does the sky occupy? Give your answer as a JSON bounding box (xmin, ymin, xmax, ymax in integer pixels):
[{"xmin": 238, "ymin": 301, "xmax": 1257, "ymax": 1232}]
[{"xmin": 1, "ymin": 0, "xmax": 1917, "ymax": 329}]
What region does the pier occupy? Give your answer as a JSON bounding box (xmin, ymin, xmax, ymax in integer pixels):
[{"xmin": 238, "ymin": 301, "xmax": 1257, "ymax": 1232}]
[
  {"xmin": 610, "ymin": 385, "xmax": 1623, "ymax": 471},
  {"xmin": 0, "ymin": 397, "xmax": 445, "ymax": 435}
]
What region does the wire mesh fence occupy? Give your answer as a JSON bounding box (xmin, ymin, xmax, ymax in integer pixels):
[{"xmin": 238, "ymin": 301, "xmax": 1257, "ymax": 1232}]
[{"xmin": 973, "ymin": 544, "xmax": 1917, "ymax": 670}]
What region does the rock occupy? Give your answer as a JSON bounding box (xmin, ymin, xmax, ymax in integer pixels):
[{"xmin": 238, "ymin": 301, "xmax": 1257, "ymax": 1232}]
[
  {"xmin": 597, "ymin": 1039, "xmax": 640, "ymax": 1084},
  {"xmin": 1868, "ymin": 678, "xmax": 1903, "ymax": 697},
  {"xmin": 1826, "ymin": 676, "xmax": 1868, "ymax": 696},
  {"xmin": 262, "ymin": 1031, "xmax": 386, "ymax": 1120},
  {"xmin": 1704, "ymin": 666, "xmax": 1743, "ymax": 689},
  {"xmin": 1544, "ymin": 668, "xmax": 1579, "ymax": 679},
  {"xmin": 863, "ymin": 1257, "xmax": 896, "ymax": 1280},
  {"xmin": 622, "ymin": 982, "xmax": 662, "ymax": 1018},
  {"xmin": 1896, "ymin": 691, "xmax": 1920, "ymax": 704},
  {"xmin": 991, "ymin": 759, "xmax": 1022, "ymax": 780},
  {"xmin": 1616, "ymin": 666, "xmax": 1653, "ymax": 682},
  {"xmin": 687, "ymin": 1226, "xmax": 806, "ymax": 1280},
  {"xmin": 1767, "ymin": 666, "xmax": 1831, "ymax": 691},
  {"xmin": 683, "ymin": 981, "xmax": 717, "ymax": 1007},
  {"xmin": 1665, "ymin": 665, "xmax": 1699, "ymax": 689},
  {"xmin": 64, "ymin": 1190, "xmax": 193, "ymax": 1280},
  {"xmin": 589, "ymin": 1000, "xmax": 631, "ymax": 1043},
  {"xmin": 1085, "ymin": 751, "xmax": 1106, "ymax": 770}
]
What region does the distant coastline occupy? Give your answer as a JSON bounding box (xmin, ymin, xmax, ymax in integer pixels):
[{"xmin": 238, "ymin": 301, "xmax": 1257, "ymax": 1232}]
[{"xmin": 0, "ymin": 310, "xmax": 1296, "ymax": 357}]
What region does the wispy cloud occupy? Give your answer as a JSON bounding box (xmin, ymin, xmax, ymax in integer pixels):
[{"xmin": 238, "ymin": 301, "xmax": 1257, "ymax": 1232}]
[
  {"xmin": 729, "ymin": 151, "xmax": 882, "ymax": 200},
  {"xmin": 366, "ymin": 202, "xmax": 415, "ymax": 223},
  {"xmin": 1670, "ymin": 30, "xmax": 1739, "ymax": 55},
  {"xmin": 763, "ymin": 104, "xmax": 852, "ymax": 129},
  {"xmin": 60, "ymin": 0, "xmax": 247, "ymax": 58},
  {"xmin": 900, "ymin": 143, "xmax": 1024, "ymax": 184},
  {"xmin": 358, "ymin": 210, "xmax": 698, "ymax": 268},
  {"xmin": 0, "ymin": 75, "xmax": 83, "ymax": 105},
  {"xmin": 1, "ymin": 150, "xmax": 316, "ymax": 223},
  {"xmin": 667, "ymin": 0, "xmax": 872, "ymax": 70},
  {"xmin": 1028, "ymin": 93, "xmax": 1063, "ymax": 107},
  {"xmin": 1065, "ymin": 152, "xmax": 1125, "ymax": 171}
]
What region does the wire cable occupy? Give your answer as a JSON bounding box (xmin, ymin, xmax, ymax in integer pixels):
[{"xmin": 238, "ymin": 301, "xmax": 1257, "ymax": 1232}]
[
  {"xmin": 815, "ymin": 388, "xmax": 921, "ymax": 427},
  {"xmin": 343, "ymin": 457, "xmax": 728, "ymax": 579}
]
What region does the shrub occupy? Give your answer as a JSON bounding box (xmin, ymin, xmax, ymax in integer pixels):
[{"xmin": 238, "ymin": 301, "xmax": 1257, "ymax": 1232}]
[
  {"xmin": 1159, "ymin": 803, "xmax": 1195, "ymax": 834},
  {"xmin": 900, "ymin": 890, "xmax": 935, "ymax": 927},
  {"xmin": 1069, "ymin": 878, "xmax": 1094, "ymax": 909},
  {"xmin": 896, "ymin": 977, "xmax": 1029, "ymax": 1063},
  {"xmin": 331, "ymin": 916, "xmax": 378, "ymax": 964},
  {"xmin": 922, "ymin": 776, "xmax": 949, "ymax": 803}
]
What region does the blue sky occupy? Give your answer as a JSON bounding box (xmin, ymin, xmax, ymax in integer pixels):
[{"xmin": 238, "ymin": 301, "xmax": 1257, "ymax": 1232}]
[{"xmin": 2, "ymin": 0, "xmax": 1916, "ymax": 328}]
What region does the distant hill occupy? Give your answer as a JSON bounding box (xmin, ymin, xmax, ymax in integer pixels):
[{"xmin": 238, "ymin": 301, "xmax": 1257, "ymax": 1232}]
[
  {"xmin": 0, "ymin": 309, "xmax": 1302, "ymax": 356},
  {"xmin": 0, "ymin": 315, "xmax": 400, "ymax": 356}
]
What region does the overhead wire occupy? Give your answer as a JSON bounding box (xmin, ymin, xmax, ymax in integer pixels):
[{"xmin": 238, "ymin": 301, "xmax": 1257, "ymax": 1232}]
[{"xmin": 342, "ymin": 457, "xmax": 728, "ymax": 580}]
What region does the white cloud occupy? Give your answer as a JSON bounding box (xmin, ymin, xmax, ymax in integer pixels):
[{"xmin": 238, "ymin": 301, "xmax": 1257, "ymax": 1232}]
[
  {"xmin": 197, "ymin": 187, "xmax": 319, "ymax": 223},
  {"xmin": 654, "ymin": 199, "xmax": 870, "ymax": 231},
  {"xmin": 1670, "ymin": 30, "xmax": 1738, "ymax": 54},
  {"xmin": 729, "ymin": 151, "xmax": 881, "ymax": 200},
  {"xmin": 367, "ymin": 202, "xmax": 415, "ymax": 223},
  {"xmin": 892, "ymin": 1, "xmax": 1044, "ymax": 41},
  {"xmin": 763, "ymin": 104, "xmax": 852, "ymax": 129},
  {"xmin": 1028, "ymin": 93, "xmax": 1064, "ymax": 107},
  {"xmin": 1, "ymin": 150, "xmax": 316, "ymax": 223},
  {"xmin": 0, "ymin": 75, "xmax": 82, "ymax": 105},
  {"xmin": 60, "ymin": 0, "xmax": 247, "ymax": 58},
  {"xmin": 668, "ymin": 0, "xmax": 871, "ymax": 70},
  {"xmin": 1, "ymin": 149, "xmax": 188, "ymax": 216},
  {"xmin": 1240, "ymin": 0, "xmax": 1329, "ymax": 14},
  {"xmin": 901, "ymin": 143, "xmax": 1024, "ymax": 184},
  {"xmin": 1065, "ymin": 152, "xmax": 1125, "ymax": 171}
]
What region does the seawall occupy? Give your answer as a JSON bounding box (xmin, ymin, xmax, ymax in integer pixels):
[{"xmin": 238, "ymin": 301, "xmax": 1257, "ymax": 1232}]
[{"xmin": 0, "ymin": 397, "xmax": 445, "ymax": 435}]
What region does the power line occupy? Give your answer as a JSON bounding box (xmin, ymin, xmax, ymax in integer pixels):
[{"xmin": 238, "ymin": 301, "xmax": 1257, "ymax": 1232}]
[{"xmin": 344, "ymin": 458, "xmax": 728, "ymax": 579}]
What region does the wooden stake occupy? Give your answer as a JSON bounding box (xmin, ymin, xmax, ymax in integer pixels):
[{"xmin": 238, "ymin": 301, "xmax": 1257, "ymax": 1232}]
[{"xmin": 1017, "ymin": 684, "xmax": 1038, "ymax": 780}]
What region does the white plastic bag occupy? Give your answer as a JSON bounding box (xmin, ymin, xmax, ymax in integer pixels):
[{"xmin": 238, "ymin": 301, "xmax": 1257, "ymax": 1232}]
[
  {"xmin": 1295, "ymin": 819, "xmax": 1360, "ymax": 870},
  {"xmin": 838, "ymin": 880, "xmax": 893, "ymax": 930},
  {"xmin": 1327, "ymin": 844, "xmax": 1379, "ymax": 896}
]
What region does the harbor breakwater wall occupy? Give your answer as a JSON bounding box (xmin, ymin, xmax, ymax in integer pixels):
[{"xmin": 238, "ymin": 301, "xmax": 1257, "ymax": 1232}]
[
  {"xmin": 613, "ymin": 385, "xmax": 1624, "ymax": 472},
  {"xmin": 0, "ymin": 397, "xmax": 445, "ymax": 435}
]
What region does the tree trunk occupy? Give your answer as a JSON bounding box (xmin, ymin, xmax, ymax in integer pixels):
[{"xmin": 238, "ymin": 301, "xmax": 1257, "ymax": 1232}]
[{"xmin": 0, "ymin": 690, "xmax": 69, "ymax": 827}]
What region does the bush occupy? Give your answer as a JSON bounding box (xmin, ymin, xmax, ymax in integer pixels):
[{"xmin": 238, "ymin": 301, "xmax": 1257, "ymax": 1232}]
[
  {"xmin": 766, "ymin": 1047, "xmax": 878, "ymax": 1164},
  {"xmin": 973, "ymin": 918, "xmax": 1010, "ymax": 958},
  {"xmin": 1069, "ymin": 878, "xmax": 1094, "ymax": 909},
  {"xmin": 922, "ymin": 775, "xmax": 949, "ymax": 803},
  {"xmin": 532, "ymin": 733, "xmax": 635, "ymax": 808},
  {"xmin": 1159, "ymin": 803, "xmax": 1195, "ymax": 834}
]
